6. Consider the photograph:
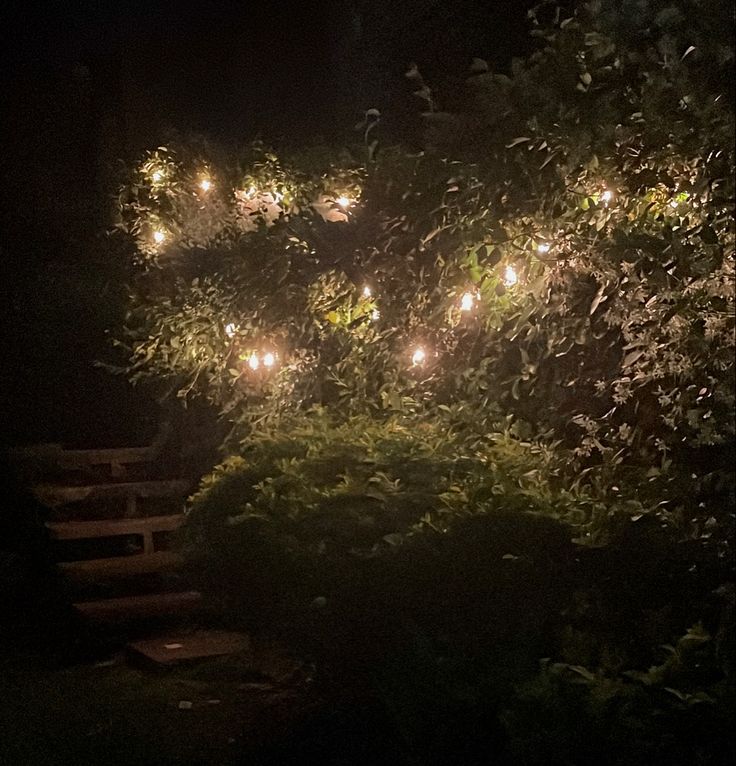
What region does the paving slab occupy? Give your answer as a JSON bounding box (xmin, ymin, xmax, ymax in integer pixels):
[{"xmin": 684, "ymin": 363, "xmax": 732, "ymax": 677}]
[{"xmin": 127, "ymin": 630, "xmax": 251, "ymax": 666}]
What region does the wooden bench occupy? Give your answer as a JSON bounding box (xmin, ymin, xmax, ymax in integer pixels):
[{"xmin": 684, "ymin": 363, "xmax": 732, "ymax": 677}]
[
  {"xmin": 46, "ymin": 514, "xmax": 186, "ymax": 581},
  {"xmin": 12, "ymin": 425, "xmax": 205, "ymax": 623},
  {"xmin": 10, "ymin": 422, "xmax": 172, "ymax": 480},
  {"xmin": 46, "ymin": 511, "xmax": 203, "ymax": 622},
  {"xmin": 33, "ymin": 479, "xmax": 189, "ymax": 516}
]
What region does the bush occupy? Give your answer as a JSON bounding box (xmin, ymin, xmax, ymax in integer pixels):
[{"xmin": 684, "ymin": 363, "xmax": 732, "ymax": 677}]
[
  {"xmin": 179, "ymin": 411, "xmax": 733, "ymax": 761},
  {"xmin": 114, "ymin": 1, "xmax": 734, "ymax": 759},
  {"xmin": 114, "ymin": 1, "xmax": 735, "ymax": 578},
  {"xmin": 180, "ymin": 413, "xmax": 577, "ymax": 651},
  {"xmin": 501, "ymin": 621, "xmax": 735, "ymax": 766}
]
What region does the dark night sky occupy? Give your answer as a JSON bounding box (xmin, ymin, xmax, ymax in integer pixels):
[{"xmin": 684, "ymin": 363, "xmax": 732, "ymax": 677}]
[
  {"xmin": 0, "ymin": 0, "xmax": 536, "ymax": 446},
  {"xmin": 2, "ymin": 0, "xmax": 535, "ymax": 143}
]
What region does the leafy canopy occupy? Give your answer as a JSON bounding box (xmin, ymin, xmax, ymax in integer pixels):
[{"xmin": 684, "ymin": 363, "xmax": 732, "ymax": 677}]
[{"xmin": 114, "ymin": 0, "xmax": 734, "ymax": 538}]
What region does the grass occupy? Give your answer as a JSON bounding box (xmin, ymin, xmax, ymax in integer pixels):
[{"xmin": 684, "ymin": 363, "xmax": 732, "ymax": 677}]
[{"xmin": 0, "ymin": 644, "xmax": 313, "ymax": 766}]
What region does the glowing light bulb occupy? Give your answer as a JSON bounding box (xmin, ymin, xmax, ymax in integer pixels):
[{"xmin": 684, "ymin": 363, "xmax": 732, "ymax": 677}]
[
  {"xmin": 362, "ymin": 285, "xmax": 372, "ymax": 298},
  {"xmin": 199, "ymin": 178, "xmax": 212, "ymax": 192},
  {"xmin": 537, "ymin": 242, "xmax": 551, "ymax": 254},
  {"xmin": 336, "ymin": 195, "xmax": 351, "ymax": 209},
  {"xmin": 371, "ymin": 308, "xmax": 380, "ymax": 321},
  {"xmin": 153, "ymin": 229, "xmax": 166, "ymax": 244},
  {"xmin": 262, "ymin": 352, "xmax": 276, "ymax": 368},
  {"xmin": 601, "ymin": 189, "xmax": 614, "ymax": 204},
  {"xmin": 224, "ymin": 323, "xmax": 237, "ymax": 338},
  {"xmin": 460, "ymin": 292, "xmax": 475, "ymax": 311},
  {"xmin": 503, "ymin": 265, "xmax": 518, "ymax": 287},
  {"xmin": 412, "ymin": 347, "xmax": 426, "ymax": 366},
  {"xmin": 152, "ymin": 171, "xmax": 163, "ymax": 183},
  {"xmin": 247, "ymin": 353, "xmax": 259, "ymax": 370}
]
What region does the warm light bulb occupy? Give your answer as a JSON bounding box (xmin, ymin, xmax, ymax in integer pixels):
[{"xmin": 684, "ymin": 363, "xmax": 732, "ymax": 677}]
[
  {"xmin": 224, "ymin": 323, "xmax": 237, "ymax": 338},
  {"xmin": 336, "ymin": 195, "xmax": 351, "ymax": 209},
  {"xmin": 371, "ymin": 308, "xmax": 380, "ymax": 321},
  {"xmin": 247, "ymin": 353, "xmax": 259, "ymax": 370},
  {"xmin": 412, "ymin": 347, "xmax": 426, "ymax": 366},
  {"xmin": 152, "ymin": 171, "xmax": 163, "ymax": 183},
  {"xmin": 262, "ymin": 352, "xmax": 276, "ymax": 368},
  {"xmin": 460, "ymin": 292, "xmax": 475, "ymax": 312},
  {"xmin": 153, "ymin": 229, "xmax": 166, "ymax": 244},
  {"xmin": 601, "ymin": 189, "xmax": 614, "ymax": 204},
  {"xmin": 503, "ymin": 265, "xmax": 518, "ymax": 287},
  {"xmin": 362, "ymin": 285, "xmax": 372, "ymax": 298},
  {"xmin": 537, "ymin": 242, "xmax": 551, "ymax": 254},
  {"xmin": 199, "ymin": 178, "xmax": 212, "ymax": 192}
]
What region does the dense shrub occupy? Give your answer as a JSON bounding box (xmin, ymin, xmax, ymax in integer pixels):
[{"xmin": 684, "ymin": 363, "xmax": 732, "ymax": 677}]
[
  {"xmin": 181, "ymin": 412, "xmax": 575, "ymax": 628},
  {"xmin": 180, "ymin": 410, "xmax": 730, "ymax": 658},
  {"xmin": 501, "ymin": 621, "xmax": 735, "ymax": 766},
  {"xmin": 181, "ymin": 413, "xmax": 733, "ymax": 764},
  {"xmin": 114, "ymin": 3, "xmax": 734, "ymax": 553},
  {"xmin": 113, "ymin": 1, "xmax": 734, "ymax": 761},
  {"xmin": 115, "ymin": 5, "xmax": 734, "ymax": 437}
]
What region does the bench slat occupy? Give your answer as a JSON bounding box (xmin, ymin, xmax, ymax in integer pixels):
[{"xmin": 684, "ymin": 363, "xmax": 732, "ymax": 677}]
[
  {"xmin": 46, "ymin": 514, "xmax": 185, "ymax": 540},
  {"xmin": 56, "ymin": 447, "xmax": 156, "ymax": 468},
  {"xmin": 33, "ymin": 479, "xmax": 189, "ymax": 507},
  {"xmin": 74, "ymin": 591, "xmax": 202, "ymax": 621},
  {"xmin": 10, "ymin": 424, "xmax": 172, "ymax": 470},
  {"xmin": 58, "ymin": 551, "xmax": 183, "ymax": 578}
]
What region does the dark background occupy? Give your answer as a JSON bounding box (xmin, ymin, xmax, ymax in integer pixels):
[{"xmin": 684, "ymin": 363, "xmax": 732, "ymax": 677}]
[{"xmin": 0, "ymin": 0, "xmax": 536, "ymax": 448}]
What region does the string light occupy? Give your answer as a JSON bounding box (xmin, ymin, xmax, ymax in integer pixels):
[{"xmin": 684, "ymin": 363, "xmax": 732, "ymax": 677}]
[
  {"xmin": 151, "ymin": 170, "xmax": 163, "ymax": 183},
  {"xmin": 153, "ymin": 229, "xmax": 167, "ymax": 245},
  {"xmin": 262, "ymin": 352, "xmax": 276, "ymax": 368},
  {"xmin": 460, "ymin": 292, "xmax": 475, "ymax": 312},
  {"xmin": 503, "ymin": 265, "xmax": 518, "ymax": 287},
  {"xmin": 412, "ymin": 347, "xmax": 426, "ymax": 366},
  {"xmin": 247, "ymin": 353, "xmax": 260, "ymax": 370},
  {"xmin": 362, "ymin": 285, "xmax": 372, "ymax": 298},
  {"xmin": 336, "ymin": 196, "xmax": 351, "ymax": 209},
  {"xmin": 224, "ymin": 323, "xmax": 237, "ymax": 338},
  {"xmin": 537, "ymin": 242, "xmax": 551, "ymax": 254},
  {"xmin": 371, "ymin": 308, "xmax": 380, "ymax": 321},
  {"xmin": 199, "ymin": 178, "xmax": 212, "ymax": 192},
  {"xmin": 601, "ymin": 189, "xmax": 614, "ymax": 204}
]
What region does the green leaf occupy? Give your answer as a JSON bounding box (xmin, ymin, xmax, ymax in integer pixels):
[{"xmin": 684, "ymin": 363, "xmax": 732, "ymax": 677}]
[{"xmin": 622, "ymin": 349, "xmax": 645, "ymax": 367}]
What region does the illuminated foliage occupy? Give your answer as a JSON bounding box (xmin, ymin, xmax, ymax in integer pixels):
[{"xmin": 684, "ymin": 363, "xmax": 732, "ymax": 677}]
[{"xmin": 115, "ymin": 1, "xmax": 734, "ymax": 540}]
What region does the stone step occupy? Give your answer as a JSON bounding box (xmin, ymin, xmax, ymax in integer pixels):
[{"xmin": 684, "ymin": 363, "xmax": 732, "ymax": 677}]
[{"xmin": 127, "ymin": 630, "xmax": 251, "ymax": 667}]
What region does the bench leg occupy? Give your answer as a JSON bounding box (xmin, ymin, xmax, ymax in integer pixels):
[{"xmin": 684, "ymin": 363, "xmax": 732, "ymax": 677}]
[
  {"xmin": 125, "ymin": 495, "xmax": 137, "ymax": 518},
  {"xmin": 142, "ymin": 531, "xmax": 154, "ymax": 555}
]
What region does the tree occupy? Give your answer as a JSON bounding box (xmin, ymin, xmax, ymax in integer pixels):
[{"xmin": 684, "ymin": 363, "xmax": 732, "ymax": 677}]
[{"xmin": 114, "ymin": 1, "xmax": 734, "ymax": 541}]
